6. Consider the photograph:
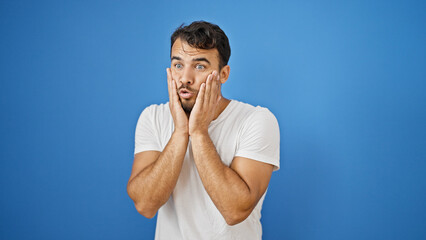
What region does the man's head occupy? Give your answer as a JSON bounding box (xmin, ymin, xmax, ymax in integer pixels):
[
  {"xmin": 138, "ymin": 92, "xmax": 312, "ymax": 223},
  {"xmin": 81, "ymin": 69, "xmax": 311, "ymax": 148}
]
[
  {"xmin": 171, "ymin": 21, "xmax": 231, "ymax": 70},
  {"xmin": 170, "ymin": 21, "xmax": 231, "ymax": 113}
]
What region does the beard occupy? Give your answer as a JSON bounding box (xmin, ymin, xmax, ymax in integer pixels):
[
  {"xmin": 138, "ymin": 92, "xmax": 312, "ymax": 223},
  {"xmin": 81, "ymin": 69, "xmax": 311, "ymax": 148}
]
[
  {"xmin": 179, "ymin": 84, "xmax": 198, "ymax": 114},
  {"xmin": 181, "ymin": 100, "xmax": 195, "ymax": 114}
]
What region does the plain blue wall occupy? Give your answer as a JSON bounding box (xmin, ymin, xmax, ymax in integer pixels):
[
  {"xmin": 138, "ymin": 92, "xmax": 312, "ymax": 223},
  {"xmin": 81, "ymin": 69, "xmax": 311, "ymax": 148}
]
[{"xmin": 1, "ymin": 0, "xmax": 425, "ymax": 239}]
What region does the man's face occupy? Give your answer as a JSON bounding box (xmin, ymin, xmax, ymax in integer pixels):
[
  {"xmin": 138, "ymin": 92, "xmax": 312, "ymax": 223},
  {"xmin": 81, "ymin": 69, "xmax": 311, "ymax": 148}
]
[{"xmin": 170, "ymin": 38, "xmax": 222, "ymax": 113}]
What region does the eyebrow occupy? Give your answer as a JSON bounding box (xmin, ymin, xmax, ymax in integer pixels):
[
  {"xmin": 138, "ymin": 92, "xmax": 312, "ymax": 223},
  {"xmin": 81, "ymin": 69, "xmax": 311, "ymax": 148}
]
[
  {"xmin": 193, "ymin": 57, "xmax": 211, "ymax": 65},
  {"xmin": 171, "ymin": 56, "xmax": 211, "ymax": 65},
  {"xmin": 171, "ymin": 56, "xmax": 182, "ymax": 61}
]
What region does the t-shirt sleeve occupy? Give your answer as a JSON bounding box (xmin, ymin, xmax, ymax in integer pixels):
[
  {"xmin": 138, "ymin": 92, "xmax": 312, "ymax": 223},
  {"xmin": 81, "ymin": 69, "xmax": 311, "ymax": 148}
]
[
  {"xmin": 134, "ymin": 106, "xmax": 162, "ymax": 154},
  {"xmin": 235, "ymin": 107, "xmax": 280, "ymax": 171}
]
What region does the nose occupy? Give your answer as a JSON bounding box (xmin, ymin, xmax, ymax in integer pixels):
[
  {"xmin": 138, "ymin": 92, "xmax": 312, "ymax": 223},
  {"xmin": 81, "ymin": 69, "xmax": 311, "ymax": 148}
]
[{"xmin": 179, "ymin": 67, "xmax": 194, "ymax": 86}]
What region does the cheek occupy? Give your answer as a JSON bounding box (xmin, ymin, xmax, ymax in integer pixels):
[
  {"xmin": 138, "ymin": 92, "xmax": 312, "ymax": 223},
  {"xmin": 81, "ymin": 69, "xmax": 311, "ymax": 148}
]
[
  {"xmin": 195, "ymin": 72, "xmax": 210, "ymax": 84},
  {"xmin": 171, "ymin": 69, "xmax": 182, "ymax": 80}
]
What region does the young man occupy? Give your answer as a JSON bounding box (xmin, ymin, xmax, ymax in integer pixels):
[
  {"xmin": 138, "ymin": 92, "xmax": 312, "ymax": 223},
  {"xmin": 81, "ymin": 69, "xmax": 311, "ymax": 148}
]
[{"xmin": 127, "ymin": 21, "xmax": 280, "ymax": 239}]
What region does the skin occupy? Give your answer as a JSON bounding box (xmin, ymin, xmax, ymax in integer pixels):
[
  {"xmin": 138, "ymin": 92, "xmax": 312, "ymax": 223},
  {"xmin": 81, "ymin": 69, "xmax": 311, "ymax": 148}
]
[{"xmin": 127, "ymin": 38, "xmax": 274, "ymax": 225}]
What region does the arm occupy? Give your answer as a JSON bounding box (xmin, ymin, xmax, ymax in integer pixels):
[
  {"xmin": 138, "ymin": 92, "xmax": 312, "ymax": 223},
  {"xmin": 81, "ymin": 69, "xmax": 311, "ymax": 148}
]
[
  {"xmin": 188, "ymin": 72, "xmax": 275, "ymax": 225},
  {"xmin": 191, "ymin": 133, "xmax": 274, "ymax": 225},
  {"xmin": 127, "ymin": 131, "xmax": 188, "ymax": 218},
  {"xmin": 127, "ymin": 68, "xmax": 189, "ymax": 218}
]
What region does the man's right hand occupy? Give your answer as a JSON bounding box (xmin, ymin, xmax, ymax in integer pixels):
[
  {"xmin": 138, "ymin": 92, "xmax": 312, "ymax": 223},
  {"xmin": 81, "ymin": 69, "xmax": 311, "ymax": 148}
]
[
  {"xmin": 167, "ymin": 68, "xmax": 189, "ymax": 135},
  {"xmin": 128, "ymin": 68, "xmax": 190, "ymax": 218}
]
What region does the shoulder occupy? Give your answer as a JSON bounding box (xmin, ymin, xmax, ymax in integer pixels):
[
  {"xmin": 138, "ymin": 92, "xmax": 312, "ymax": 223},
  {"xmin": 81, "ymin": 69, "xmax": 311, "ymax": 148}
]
[
  {"xmin": 141, "ymin": 102, "xmax": 170, "ymax": 114},
  {"xmin": 230, "ymin": 100, "xmax": 281, "ymax": 170},
  {"xmin": 136, "ymin": 102, "xmax": 171, "ymax": 126},
  {"xmin": 225, "ymin": 100, "xmax": 280, "ymax": 139},
  {"xmin": 230, "ymin": 100, "xmax": 278, "ymax": 126},
  {"xmin": 138, "ymin": 102, "xmax": 170, "ymax": 118}
]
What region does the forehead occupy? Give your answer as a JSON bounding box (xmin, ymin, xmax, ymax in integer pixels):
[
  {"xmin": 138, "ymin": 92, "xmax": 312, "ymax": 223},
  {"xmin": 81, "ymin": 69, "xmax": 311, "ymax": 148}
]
[{"xmin": 171, "ymin": 38, "xmax": 219, "ymax": 61}]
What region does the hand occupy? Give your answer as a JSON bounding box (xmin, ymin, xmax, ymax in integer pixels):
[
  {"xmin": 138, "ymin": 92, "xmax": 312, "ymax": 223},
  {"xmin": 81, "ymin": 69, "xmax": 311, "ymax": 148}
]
[
  {"xmin": 167, "ymin": 68, "xmax": 189, "ymax": 135},
  {"xmin": 188, "ymin": 71, "xmax": 222, "ymax": 136}
]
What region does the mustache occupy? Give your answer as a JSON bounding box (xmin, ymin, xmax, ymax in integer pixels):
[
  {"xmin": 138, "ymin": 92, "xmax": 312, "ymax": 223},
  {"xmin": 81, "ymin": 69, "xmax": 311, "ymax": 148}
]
[{"xmin": 178, "ymin": 84, "xmax": 197, "ymax": 93}]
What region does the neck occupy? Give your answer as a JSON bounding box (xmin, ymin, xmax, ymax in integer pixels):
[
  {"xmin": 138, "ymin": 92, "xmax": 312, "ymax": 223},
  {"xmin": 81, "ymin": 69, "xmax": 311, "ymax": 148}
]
[{"xmin": 213, "ymin": 96, "xmax": 231, "ymax": 120}]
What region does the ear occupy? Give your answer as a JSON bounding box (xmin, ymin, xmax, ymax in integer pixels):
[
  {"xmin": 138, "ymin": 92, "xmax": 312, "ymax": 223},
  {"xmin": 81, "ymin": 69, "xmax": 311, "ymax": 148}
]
[{"xmin": 219, "ymin": 65, "xmax": 230, "ymax": 84}]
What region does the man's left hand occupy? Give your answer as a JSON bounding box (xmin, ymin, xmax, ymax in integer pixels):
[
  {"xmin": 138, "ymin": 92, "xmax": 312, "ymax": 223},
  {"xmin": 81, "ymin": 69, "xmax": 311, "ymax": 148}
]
[{"xmin": 188, "ymin": 71, "xmax": 221, "ymax": 136}]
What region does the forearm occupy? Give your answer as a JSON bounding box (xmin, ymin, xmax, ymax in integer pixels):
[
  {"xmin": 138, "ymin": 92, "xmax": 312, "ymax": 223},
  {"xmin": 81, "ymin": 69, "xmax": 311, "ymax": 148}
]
[
  {"xmin": 128, "ymin": 130, "xmax": 189, "ymax": 217},
  {"xmin": 191, "ymin": 133, "xmax": 254, "ymax": 225}
]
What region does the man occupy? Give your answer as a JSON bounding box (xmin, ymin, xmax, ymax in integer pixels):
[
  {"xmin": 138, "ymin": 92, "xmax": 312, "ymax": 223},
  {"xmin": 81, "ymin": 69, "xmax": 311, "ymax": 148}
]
[{"xmin": 127, "ymin": 21, "xmax": 280, "ymax": 239}]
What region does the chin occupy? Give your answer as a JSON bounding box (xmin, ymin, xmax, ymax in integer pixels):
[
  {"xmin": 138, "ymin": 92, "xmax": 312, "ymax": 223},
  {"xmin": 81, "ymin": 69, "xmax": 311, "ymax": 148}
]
[{"xmin": 181, "ymin": 100, "xmax": 195, "ymax": 114}]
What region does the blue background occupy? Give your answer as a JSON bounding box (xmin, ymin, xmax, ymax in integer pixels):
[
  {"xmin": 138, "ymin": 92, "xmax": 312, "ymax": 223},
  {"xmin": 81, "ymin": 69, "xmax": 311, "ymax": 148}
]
[{"xmin": 1, "ymin": 0, "xmax": 425, "ymax": 239}]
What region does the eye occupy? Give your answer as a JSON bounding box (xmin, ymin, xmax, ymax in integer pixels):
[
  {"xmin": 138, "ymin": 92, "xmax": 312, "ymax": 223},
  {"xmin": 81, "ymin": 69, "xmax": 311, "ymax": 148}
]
[
  {"xmin": 175, "ymin": 63, "xmax": 183, "ymax": 69},
  {"xmin": 195, "ymin": 64, "xmax": 205, "ymax": 70}
]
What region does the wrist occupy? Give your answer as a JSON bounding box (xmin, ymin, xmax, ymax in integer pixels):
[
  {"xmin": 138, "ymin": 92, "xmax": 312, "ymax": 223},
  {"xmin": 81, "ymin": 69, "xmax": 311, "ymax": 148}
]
[
  {"xmin": 189, "ymin": 129, "xmax": 209, "ymax": 138},
  {"xmin": 173, "ymin": 128, "xmax": 189, "ymax": 137}
]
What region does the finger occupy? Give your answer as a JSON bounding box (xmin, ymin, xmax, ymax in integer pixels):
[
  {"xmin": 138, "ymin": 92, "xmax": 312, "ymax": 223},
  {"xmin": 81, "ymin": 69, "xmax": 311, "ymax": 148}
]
[
  {"xmin": 211, "ymin": 72, "xmax": 221, "ymax": 105},
  {"xmin": 217, "ymin": 80, "xmax": 222, "ymax": 103},
  {"xmin": 172, "ymin": 80, "xmax": 180, "ymax": 105},
  {"xmin": 217, "ymin": 74, "xmax": 222, "ymax": 102},
  {"xmin": 167, "ymin": 68, "xmax": 172, "ymax": 86},
  {"xmin": 204, "ymin": 72, "xmax": 213, "ymax": 108},
  {"xmin": 167, "ymin": 68, "xmax": 179, "ymax": 104},
  {"xmin": 167, "ymin": 68, "xmax": 173, "ymax": 102},
  {"xmin": 207, "ymin": 72, "xmax": 218, "ymax": 106},
  {"xmin": 195, "ymin": 82, "xmax": 206, "ymax": 110}
]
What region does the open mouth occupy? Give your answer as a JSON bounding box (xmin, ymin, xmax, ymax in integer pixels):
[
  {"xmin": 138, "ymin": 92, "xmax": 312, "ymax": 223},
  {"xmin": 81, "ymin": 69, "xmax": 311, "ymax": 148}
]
[{"xmin": 179, "ymin": 89, "xmax": 194, "ymax": 99}]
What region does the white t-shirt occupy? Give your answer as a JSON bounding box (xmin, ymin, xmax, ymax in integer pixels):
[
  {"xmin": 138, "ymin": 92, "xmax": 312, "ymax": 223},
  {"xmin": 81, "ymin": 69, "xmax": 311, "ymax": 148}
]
[{"xmin": 134, "ymin": 100, "xmax": 280, "ymax": 240}]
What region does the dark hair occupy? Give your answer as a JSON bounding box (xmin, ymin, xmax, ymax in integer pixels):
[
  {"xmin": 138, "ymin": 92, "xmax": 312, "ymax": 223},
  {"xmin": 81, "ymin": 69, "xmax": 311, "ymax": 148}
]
[{"xmin": 171, "ymin": 21, "xmax": 231, "ymax": 69}]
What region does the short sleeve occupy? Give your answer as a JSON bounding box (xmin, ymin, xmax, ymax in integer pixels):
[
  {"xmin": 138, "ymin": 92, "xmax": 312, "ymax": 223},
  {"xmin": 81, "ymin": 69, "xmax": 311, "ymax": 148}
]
[
  {"xmin": 134, "ymin": 106, "xmax": 162, "ymax": 154},
  {"xmin": 235, "ymin": 108, "xmax": 280, "ymax": 171}
]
